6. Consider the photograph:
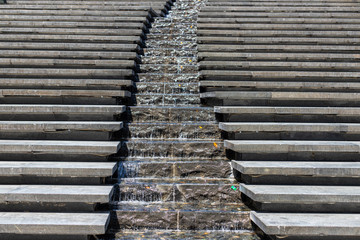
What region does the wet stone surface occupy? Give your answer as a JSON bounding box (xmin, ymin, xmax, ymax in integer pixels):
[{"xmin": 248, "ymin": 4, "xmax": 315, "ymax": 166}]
[{"xmin": 114, "ymin": 0, "xmax": 255, "ymax": 237}]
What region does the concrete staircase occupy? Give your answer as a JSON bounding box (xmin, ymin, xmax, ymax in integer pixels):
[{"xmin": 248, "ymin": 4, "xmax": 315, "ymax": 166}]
[
  {"xmin": 0, "ymin": 0, "xmax": 170, "ymax": 239},
  {"xmin": 198, "ymin": 0, "xmax": 360, "ymax": 239}
]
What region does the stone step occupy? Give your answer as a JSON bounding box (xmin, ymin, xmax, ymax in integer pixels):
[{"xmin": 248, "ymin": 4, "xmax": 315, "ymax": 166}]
[
  {"xmin": 0, "ymin": 121, "xmax": 122, "ymax": 140},
  {"xmin": 201, "ymin": 70, "xmax": 360, "ymax": 81},
  {"xmin": 198, "ymin": 37, "xmax": 360, "ymax": 45},
  {"xmin": 0, "ymin": 50, "xmax": 139, "ymax": 61},
  {"xmin": 0, "ymin": 79, "xmax": 133, "ymax": 90},
  {"xmin": 198, "ymin": 17, "xmax": 360, "ymax": 24},
  {"xmin": 10, "ymin": 1, "xmax": 171, "ymax": 5},
  {"xmin": 0, "ymin": 104, "xmax": 125, "ymax": 121},
  {"xmin": 0, "ymin": 161, "xmax": 116, "ymax": 184},
  {"xmin": 0, "ymin": 59, "xmax": 135, "ymax": 68},
  {"xmin": 143, "ymin": 48, "xmax": 197, "ymax": 57},
  {"xmin": 0, "ymin": 212, "xmax": 110, "ymax": 239},
  {"xmin": 199, "ymin": 12, "xmax": 360, "ymax": 18},
  {"xmin": 205, "ymin": 2, "xmax": 359, "ymax": 6},
  {"xmin": 0, "ymin": 68, "xmax": 133, "ymax": 79},
  {"xmin": 215, "ymin": 106, "xmax": 360, "ymax": 123},
  {"xmin": 220, "ymin": 122, "xmax": 360, "ymax": 134},
  {"xmin": 198, "ymin": 44, "xmax": 360, "ymax": 53},
  {"xmin": 140, "ymin": 64, "xmax": 198, "ymax": 74},
  {"xmin": 198, "ymin": 23, "xmax": 360, "ymax": 30},
  {"xmin": 201, "ymin": 6, "xmax": 360, "ymax": 12},
  {"xmin": 129, "ymin": 105, "xmax": 215, "ymax": 123},
  {"xmin": 119, "ymin": 182, "xmax": 240, "ymax": 203},
  {"xmin": 138, "ymin": 73, "xmax": 198, "ymax": 82},
  {"xmin": 112, "ymin": 202, "xmax": 251, "ymax": 231},
  {"xmin": 0, "ymin": 9, "xmax": 155, "ymax": 17},
  {"xmin": 121, "ymin": 160, "xmax": 230, "ymax": 179},
  {"xmin": 0, "ymin": 21, "xmax": 145, "ymax": 29},
  {"xmin": 202, "ymin": 91, "xmax": 360, "ymax": 106},
  {"xmin": 0, "ymin": 27, "xmax": 143, "ymax": 36},
  {"xmin": 0, "ymin": 185, "xmax": 113, "ymax": 211},
  {"xmin": 201, "ymin": 81, "xmax": 360, "ymax": 92},
  {"xmin": 0, "ymin": 42, "xmax": 139, "ymax": 51},
  {"xmin": 141, "ymin": 56, "xmax": 197, "ymax": 65},
  {"xmin": 225, "ymin": 140, "xmax": 360, "ymax": 154},
  {"xmin": 123, "ymin": 139, "xmax": 224, "ymax": 159},
  {"xmin": 136, "ymin": 82, "xmax": 198, "ymax": 94},
  {"xmin": 0, "ymin": 140, "xmax": 120, "ymax": 155},
  {"xmin": 127, "ymin": 122, "xmax": 219, "ymax": 139},
  {"xmin": 251, "ymin": 212, "xmax": 360, "ymax": 239},
  {"xmin": 0, "ymin": 4, "xmax": 167, "ymax": 11},
  {"xmin": 199, "ymin": 52, "xmax": 360, "ymax": 62},
  {"xmin": 241, "ymin": 184, "xmax": 360, "ymax": 212},
  {"xmin": 111, "ymin": 230, "xmax": 259, "ymax": 240},
  {"xmin": 0, "ymin": 15, "xmax": 150, "ymax": 23},
  {"xmin": 0, "ymin": 34, "xmax": 142, "ymax": 44},
  {"xmin": 232, "ymin": 161, "xmax": 360, "ymax": 185},
  {"xmin": 200, "ymin": 61, "xmax": 360, "ymax": 71},
  {"xmin": 135, "ymin": 93, "xmax": 200, "ymax": 105}
]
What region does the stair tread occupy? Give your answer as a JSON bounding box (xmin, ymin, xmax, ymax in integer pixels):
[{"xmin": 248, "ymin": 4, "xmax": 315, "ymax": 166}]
[
  {"xmin": 0, "ymin": 185, "xmax": 113, "ymax": 203},
  {"xmin": 251, "ymin": 212, "xmax": 360, "ymax": 237},
  {"xmin": 0, "ymin": 89, "xmax": 131, "ymax": 98},
  {"xmin": 215, "ymin": 106, "xmax": 360, "ymax": 115},
  {"xmin": 0, "ymin": 212, "xmax": 109, "ymax": 235},
  {"xmin": 225, "ymin": 140, "xmax": 360, "ymax": 153},
  {"xmin": 220, "ymin": 122, "xmax": 360, "ymax": 133},
  {"xmin": 0, "ymin": 161, "xmax": 116, "ymax": 177},
  {"xmin": 232, "ymin": 160, "xmax": 360, "ymax": 177},
  {"xmin": 241, "ymin": 184, "xmax": 360, "ymax": 203},
  {"xmin": 0, "ymin": 121, "xmax": 122, "ymax": 132},
  {"xmin": 0, "ymin": 140, "xmax": 121, "ymax": 154}
]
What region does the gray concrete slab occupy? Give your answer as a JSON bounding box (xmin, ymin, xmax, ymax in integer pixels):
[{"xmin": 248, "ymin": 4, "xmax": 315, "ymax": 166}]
[
  {"xmin": 201, "ymin": 81, "xmax": 360, "ymax": 91},
  {"xmin": 251, "ymin": 212, "xmax": 360, "ymax": 237},
  {"xmin": 214, "ymin": 106, "xmax": 360, "ymax": 116},
  {"xmin": 232, "ymin": 160, "xmax": 360, "ymax": 177},
  {"xmin": 220, "ymin": 122, "xmax": 360, "ymax": 133},
  {"xmin": 0, "ymin": 89, "xmax": 131, "ymax": 98},
  {"xmin": 0, "ymin": 212, "xmax": 109, "ymax": 235},
  {"xmin": 0, "ymin": 161, "xmax": 116, "ymax": 177},
  {"xmin": 225, "ymin": 140, "xmax": 360, "ymax": 153},
  {"xmin": 201, "ymin": 91, "xmax": 360, "ymax": 102},
  {"xmin": 0, "ymin": 140, "xmax": 121, "ymax": 155},
  {"xmin": 198, "ymin": 23, "xmax": 360, "ymax": 30},
  {"xmin": 0, "ymin": 78, "xmax": 133, "ymax": 89},
  {"xmin": 0, "ymin": 121, "xmax": 122, "ymax": 132},
  {"xmin": 198, "ymin": 17, "xmax": 360, "ymax": 24},
  {"xmin": 0, "ymin": 185, "xmax": 113, "ymax": 203},
  {"xmin": 241, "ymin": 184, "xmax": 360, "ymax": 204}
]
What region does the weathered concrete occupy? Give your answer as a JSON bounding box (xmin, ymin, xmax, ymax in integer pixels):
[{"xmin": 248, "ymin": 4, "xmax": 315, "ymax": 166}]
[
  {"xmin": 251, "ymin": 212, "xmax": 360, "ymax": 238},
  {"xmin": 0, "ymin": 212, "xmax": 110, "ymax": 235}
]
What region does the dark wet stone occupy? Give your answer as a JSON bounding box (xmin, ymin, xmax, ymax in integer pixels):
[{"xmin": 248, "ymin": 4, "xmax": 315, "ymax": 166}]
[
  {"xmin": 176, "ymin": 184, "xmax": 242, "ymax": 203},
  {"xmin": 141, "ymin": 56, "xmax": 197, "ymax": 65},
  {"xmin": 113, "ymin": 210, "xmax": 177, "ymax": 230},
  {"xmin": 138, "ymin": 73, "xmax": 199, "ymax": 83},
  {"xmin": 175, "ymin": 160, "xmax": 231, "ymax": 178},
  {"xmin": 179, "ymin": 211, "xmax": 252, "ymax": 230},
  {"xmin": 140, "ymin": 64, "xmax": 198, "ymax": 74},
  {"xmin": 135, "ymin": 82, "xmax": 198, "ymax": 94},
  {"xmin": 119, "ymin": 184, "xmax": 174, "ymax": 202},
  {"xmin": 128, "ymin": 106, "xmax": 216, "ymax": 122},
  {"xmin": 135, "ymin": 93, "xmax": 201, "ymax": 105},
  {"xmin": 143, "ymin": 48, "xmax": 197, "ymax": 57}
]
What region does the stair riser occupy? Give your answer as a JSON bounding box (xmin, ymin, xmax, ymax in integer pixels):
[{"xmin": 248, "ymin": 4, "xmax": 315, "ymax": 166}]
[
  {"xmin": 136, "ymin": 83, "xmax": 198, "ymax": 94},
  {"xmin": 111, "ymin": 210, "xmax": 251, "ymax": 231},
  {"xmin": 138, "ymin": 73, "xmax": 198, "ymax": 83},
  {"xmin": 120, "ymin": 160, "xmax": 231, "ymax": 178},
  {"xmin": 135, "ymin": 94, "xmax": 200, "ymax": 105},
  {"xmin": 143, "ymin": 48, "xmax": 197, "ymax": 57},
  {"xmin": 140, "ymin": 64, "xmax": 198, "ymax": 74},
  {"xmin": 0, "ymin": 176, "xmax": 107, "ymax": 185},
  {"xmin": 0, "ymin": 234, "xmax": 88, "ymax": 240},
  {"xmin": 0, "ymin": 153, "xmax": 113, "ymax": 162},
  {"xmin": 0, "ymin": 202, "xmax": 99, "ymax": 212},
  {"xmin": 0, "ymin": 113, "xmax": 123, "ymax": 121},
  {"xmin": 141, "ymin": 56, "xmax": 197, "ymax": 65},
  {"xmin": 127, "ymin": 123, "xmax": 220, "ymax": 139},
  {"xmin": 128, "ymin": 107, "xmax": 215, "ymax": 123},
  {"xmin": 119, "ymin": 183, "xmax": 240, "ymax": 203},
  {"xmin": 120, "ymin": 141, "xmax": 224, "ymax": 159},
  {"xmin": 0, "ymin": 97, "xmax": 128, "ymax": 105}
]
